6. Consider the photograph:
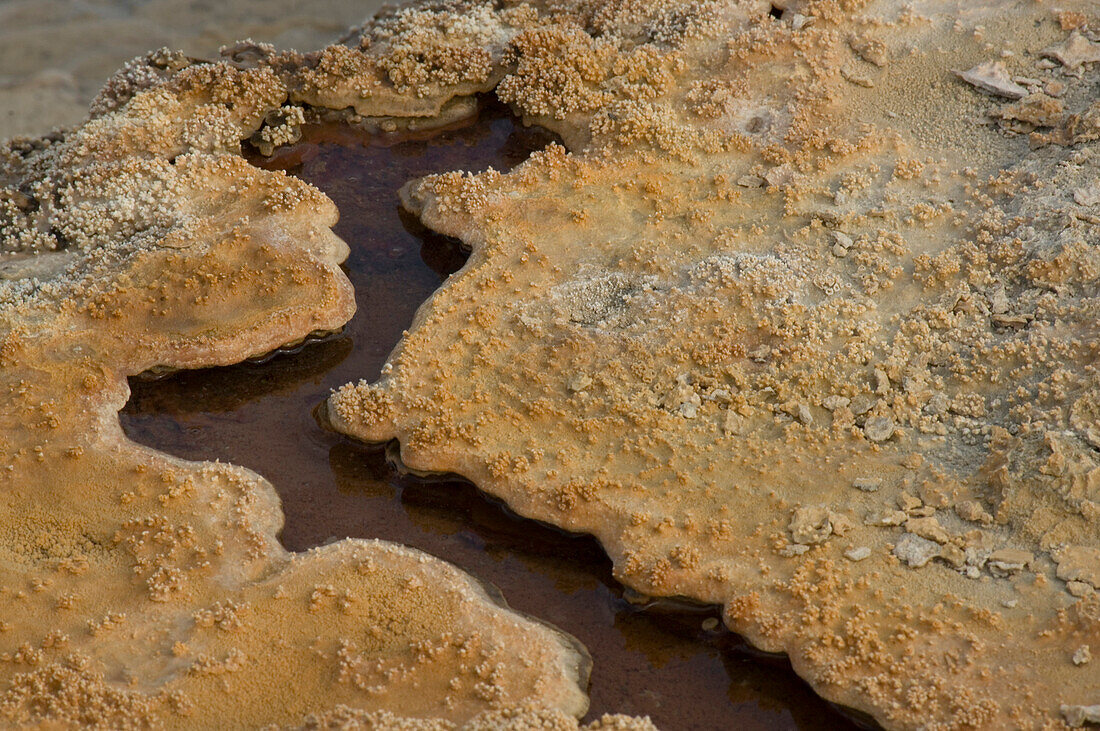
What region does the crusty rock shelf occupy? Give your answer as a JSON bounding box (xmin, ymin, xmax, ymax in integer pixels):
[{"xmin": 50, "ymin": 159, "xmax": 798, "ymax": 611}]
[
  {"xmin": 323, "ymin": 0, "xmax": 1100, "ymax": 729},
  {"xmin": 4, "ymin": 0, "xmax": 1100, "ymax": 728},
  {"xmin": 0, "ymin": 28, "xmax": 653, "ymax": 731}
]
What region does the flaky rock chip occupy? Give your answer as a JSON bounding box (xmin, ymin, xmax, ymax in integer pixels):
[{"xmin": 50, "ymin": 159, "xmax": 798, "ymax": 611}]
[
  {"xmin": 0, "ymin": 31, "xmax": 640, "ymax": 731},
  {"xmin": 325, "ymin": 1, "xmax": 1100, "ymax": 728}
]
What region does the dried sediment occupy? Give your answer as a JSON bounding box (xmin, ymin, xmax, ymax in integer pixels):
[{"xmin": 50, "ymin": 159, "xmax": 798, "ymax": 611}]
[
  {"xmin": 325, "ymin": 1, "xmax": 1100, "ymax": 728},
  {"xmin": 0, "ymin": 29, "xmax": 629, "ymax": 731}
]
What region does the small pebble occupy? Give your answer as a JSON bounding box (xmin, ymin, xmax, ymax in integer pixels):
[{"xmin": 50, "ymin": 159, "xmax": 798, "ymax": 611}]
[{"xmin": 845, "ymin": 546, "xmax": 871, "ymax": 562}]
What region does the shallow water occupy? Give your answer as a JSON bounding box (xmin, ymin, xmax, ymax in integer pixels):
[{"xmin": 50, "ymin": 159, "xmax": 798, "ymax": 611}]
[{"xmin": 120, "ymin": 103, "xmax": 863, "ymax": 729}]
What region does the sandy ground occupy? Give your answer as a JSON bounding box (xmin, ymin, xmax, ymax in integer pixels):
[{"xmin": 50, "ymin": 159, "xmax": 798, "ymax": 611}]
[{"xmin": 0, "ymin": 0, "xmax": 389, "ymax": 139}]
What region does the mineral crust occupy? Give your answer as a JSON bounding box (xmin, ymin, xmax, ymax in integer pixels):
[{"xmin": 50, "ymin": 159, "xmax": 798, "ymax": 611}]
[
  {"xmin": 323, "ymin": 1, "xmax": 1100, "ymax": 728},
  {"xmin": 0, "ymin": 24, "xmax": 648, "ymax": 729}
]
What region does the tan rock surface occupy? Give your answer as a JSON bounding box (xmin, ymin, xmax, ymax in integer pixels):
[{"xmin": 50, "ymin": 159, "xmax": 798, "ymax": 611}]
[
  {"xmin": 323, "ymin": 1, "xmax": 1100, "ymax": 728},
  {"xmin": 0, "ymin": 26, "xmax": 633, "ymax": 729}
]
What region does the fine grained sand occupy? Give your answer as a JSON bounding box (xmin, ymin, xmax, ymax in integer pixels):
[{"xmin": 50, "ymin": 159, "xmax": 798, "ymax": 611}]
[{"xmin": 0, "ymin": 0, "xmax": 386, "ymax": 139}]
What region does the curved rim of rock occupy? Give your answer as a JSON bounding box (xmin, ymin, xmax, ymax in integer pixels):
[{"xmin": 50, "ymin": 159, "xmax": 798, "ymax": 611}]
[
  {"xmin": 313, "ymin": 1, "xmax": 1100, "ymax": 729},
  {"xmin": 0, "ymin": 19, "xmax": 660, "ymax": 731}
]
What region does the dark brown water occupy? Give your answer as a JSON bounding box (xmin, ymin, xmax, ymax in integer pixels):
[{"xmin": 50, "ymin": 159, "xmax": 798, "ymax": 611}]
[{"xmin": 120, "ymin": 102, "xmax": 863, "ymax": 730}]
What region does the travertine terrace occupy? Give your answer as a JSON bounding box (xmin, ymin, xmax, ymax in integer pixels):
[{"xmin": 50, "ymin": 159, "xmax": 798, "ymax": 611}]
[
  {"xmin": 322, "ymin": 0, "xmax": 1100, "ymax": 728},
  {"xmin": 0, "ymin": 29, "xmax": 655, "ymax": 731},
  {"xmin": 4, "ymin": 0, "xmax": 1100, "ymax": 728}
]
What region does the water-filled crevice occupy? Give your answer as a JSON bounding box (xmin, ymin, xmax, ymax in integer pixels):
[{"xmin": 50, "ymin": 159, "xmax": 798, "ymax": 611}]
[{"xmin": 119, "ymin": 99, "xmax": 861, "ymax": 729}]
